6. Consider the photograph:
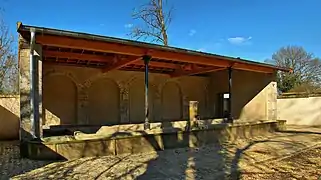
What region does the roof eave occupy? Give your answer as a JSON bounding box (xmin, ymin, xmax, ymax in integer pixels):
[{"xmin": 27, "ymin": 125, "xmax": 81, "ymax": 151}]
[{"xmin": 17, "ymin": 22, "xmax": 291, "ymax": 72}]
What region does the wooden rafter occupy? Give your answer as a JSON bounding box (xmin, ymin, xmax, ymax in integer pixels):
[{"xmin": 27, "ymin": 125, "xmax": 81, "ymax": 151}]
[
  {"xmin": 232, "ymin": 63, "xmax": 274, "ymax": 73},
  {"xmin": 133, "ymin": 61, "xmax": 177, "ymax": 69},
  {"xmin": 43, "ymin": 50, "xmax": 113, "ymax": 62},
  {"xmin": 43, "ymin": 49, "xmax": 179, "ymax": 70},
  {"xmin": 37, "ymin": 35, "xmax": 230, "ymax": 67},
  {"xmin": 170, "ymin": 66, "xmax": 227, "ymax": 78},
  {"xmin": 36, "ymin": 35, "xmax": 279, "ymax": 73},
  {"xmin": 102, "ymin": 56, "xmax": 142, "ymax": 72},
  {"xmin": 44, "ymin": 61, "xmax": 104, "ymax": 68}
]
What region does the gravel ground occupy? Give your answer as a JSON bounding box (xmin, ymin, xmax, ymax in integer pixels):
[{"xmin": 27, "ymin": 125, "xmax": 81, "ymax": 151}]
[
  {"xmin": 1, "ymin": 126, "xmax": 320, "ymax": 180},
  {"xmin": 240, "ymin": 146, "xmax": 321, "ymax": 180},
  {"xmin": 0, "ymin": 141, "xmax": 54, "ymax": 180}
]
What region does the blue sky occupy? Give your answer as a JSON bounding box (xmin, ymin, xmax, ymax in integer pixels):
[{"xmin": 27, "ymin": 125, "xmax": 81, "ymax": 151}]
[{"xmin": 1, "ymin": 0, "xmax": 321, "ymax": 62}]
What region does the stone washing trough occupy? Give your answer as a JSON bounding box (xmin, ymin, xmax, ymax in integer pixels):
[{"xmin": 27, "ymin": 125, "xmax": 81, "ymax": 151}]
[{"xmin": 24, "ymin": 119, "xmax": 286, "ymax": 160}]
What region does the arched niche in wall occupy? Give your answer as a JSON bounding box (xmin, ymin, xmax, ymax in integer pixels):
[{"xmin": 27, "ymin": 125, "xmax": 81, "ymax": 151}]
[
  {"xmin": 129, "ymin": 79, "xmax": 156, "ymax": 124},
  {"xmin": 43, "ymin": 74, "xmax": 77, "ymax": 125},
  {"xmin": 87, "ymin": 78, "xmax": 120, "ymax": 125},
  {"xmin": 161, "ymin": 82, "xmax": 182, "ymax": 121}
]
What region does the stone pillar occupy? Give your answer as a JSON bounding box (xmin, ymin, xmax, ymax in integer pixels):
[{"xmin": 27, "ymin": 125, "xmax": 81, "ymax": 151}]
[
  {"xmin": 204, "ymin": 83, "xmax": 210, "ymax": 119},
  {"xmin": 182, "ymin": 95, "xmax": 189, "ymax": 120},
  {"xmin": 77, "ymin": 86, "xmax": 89, "ymax": 124},
  {"xmin": 267, "ymin": 81, "xmax": 278, "ymax": 120},
  {"xmin": 153, "ymin": 87, "xmax": 161, "ymax": 122},
  {"xmin": 19, "ymin": 36, "xmax": 32, "ymax": 142},
  {"xmin": 19, "ymin": 35, "xmax": 43, "ymax": 156},
  {"xmin": 120, "ymin": 84, "xmax": 130, "ymax": 124},
  {"xmin": 189, "ymin": 101, "xmax": 199, "ymax": 129}
]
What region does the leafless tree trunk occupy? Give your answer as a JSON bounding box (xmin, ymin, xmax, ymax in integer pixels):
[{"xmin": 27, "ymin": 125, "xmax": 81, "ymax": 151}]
[
  {"xmin": 0, "ymin": 13, "xmax": 18, "ymax": 94},
  {"xmin": 130, "ymin": 0, "xmax": 173, "ymax": 46}
]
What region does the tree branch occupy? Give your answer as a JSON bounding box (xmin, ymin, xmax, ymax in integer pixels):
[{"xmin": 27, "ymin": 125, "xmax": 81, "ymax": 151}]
[{"xmin": 130, "ymin": 0, "xmax": 172, "ymax": 46}]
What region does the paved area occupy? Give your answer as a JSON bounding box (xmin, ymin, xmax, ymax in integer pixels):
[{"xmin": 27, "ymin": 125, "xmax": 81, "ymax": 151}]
[{"xmin": 1, "ymin": 125, "xmax": 320, "ymax": 180}]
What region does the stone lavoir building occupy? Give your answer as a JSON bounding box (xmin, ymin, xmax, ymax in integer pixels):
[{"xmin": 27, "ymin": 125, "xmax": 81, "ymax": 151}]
[{"xmin": 17, "ymin": 22, "xmax": 289, "ymax": 159}]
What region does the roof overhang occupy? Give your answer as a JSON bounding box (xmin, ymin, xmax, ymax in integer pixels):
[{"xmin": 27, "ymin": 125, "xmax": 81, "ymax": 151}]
[{"xmin": 17, "ymin": 22, "xmax": 291, "ymax": 77}]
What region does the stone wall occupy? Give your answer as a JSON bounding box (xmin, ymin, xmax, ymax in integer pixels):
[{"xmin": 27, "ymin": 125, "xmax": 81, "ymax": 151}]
[
  {"xmin": 19, "ymin": 41, "xmax": 278, "ymax": 137},
  {"xmin": 0, "ymin": 95, "xmax": 19, "ymax": 140},
  {"xmin": 42, "ymin": 64, "xmax": 276, "ymax": 126},
  {"xmin": 278, "ymin": 96, "xmax": 321, "ymax": 125},
  {"xmin": 42, "ymin": 64, "xmax": 209, "ymax": 126},
  {"xmin": 209, "ymin": 69, "xmax": 276, "ymax": 121}
]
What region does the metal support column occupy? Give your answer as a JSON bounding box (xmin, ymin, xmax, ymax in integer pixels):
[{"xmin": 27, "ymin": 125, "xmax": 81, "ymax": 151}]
[
  {"xmin": 30, "ymin": 28, "xmax": 40, "ymax": 139},
  {"xmin": 143, "ymin": 55, "xmax": 151, "ymax": 130},
  {"xmin": 228, "ymin": 67, "xmax": 233, "ymax": 122}
]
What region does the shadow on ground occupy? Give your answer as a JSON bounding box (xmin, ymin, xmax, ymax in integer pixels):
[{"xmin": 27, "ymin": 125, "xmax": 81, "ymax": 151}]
[
  {"xmin": 0, "ymin": 141, "xmax": 55, "ymax": 179},
  {"xmin": 5, "ymin": 126, "xmax": 321, "ymax": 180}
]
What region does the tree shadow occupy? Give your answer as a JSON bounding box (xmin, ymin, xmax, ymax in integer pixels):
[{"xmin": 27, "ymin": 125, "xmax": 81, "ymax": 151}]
[
  {"xmin": 135, "ymin": 120, "xmax": 231, "ymax": 180},
  {"xmin": 9, "ymin": 122, "xmax": 321, "ymax": 179},
  {"xmin": 0, "ymin": 97, "xmax": 19, "ymax": 140},
  {"xmin": 0, "ymin": 140, "xmax": 55, "ymax": 179},
  {"xmin": 228, "ymin": 128, "xmax": 321, "ymax": 179},
  {"xmin": 276, "ymin": 130, "xmax": 321, "ymax": 135}
]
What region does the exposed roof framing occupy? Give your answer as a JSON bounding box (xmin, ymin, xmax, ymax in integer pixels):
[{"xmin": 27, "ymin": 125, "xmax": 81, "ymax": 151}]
[{"xmin": 17, "ymin": 22, "xmax": 291, "ymax": 77}]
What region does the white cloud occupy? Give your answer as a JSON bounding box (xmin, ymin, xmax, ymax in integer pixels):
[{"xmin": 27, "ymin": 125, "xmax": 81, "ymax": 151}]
[
  {"xmin": 227, "ymin": 36, "xmax": 252, "ymax": 45},
  {"xmin": 124, "ymin": 23, "xmax": 133, "ymax": 28},
  {"xmin": 189, "ymin": 29, "xmax": 196, "ymax": 36}
]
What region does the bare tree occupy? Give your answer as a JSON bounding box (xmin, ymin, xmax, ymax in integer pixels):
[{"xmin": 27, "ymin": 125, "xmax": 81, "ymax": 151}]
[
  {"xmin": 0, "ymin": 13, "xmax": 18, "ymax": 94},
  {"xmin": 266, "ymin": 46, "xmax": 321, "ymax": 93},
  {"xmin": 130, "ymin": 0, "xmax": 173, "ymax": 46}
]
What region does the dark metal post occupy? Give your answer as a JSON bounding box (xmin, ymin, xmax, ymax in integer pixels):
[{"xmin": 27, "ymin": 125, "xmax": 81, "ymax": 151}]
[
  {"xmin": 143, "ymin": 55, "xmax": 151, "ymax": 130},
  {"xmin": 228, "ymin": 67, "xmax": 233, "ymax": 122}
]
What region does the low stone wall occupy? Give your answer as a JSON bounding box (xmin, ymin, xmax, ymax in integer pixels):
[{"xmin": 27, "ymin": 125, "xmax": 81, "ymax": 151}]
[
  {"xmin": 0, "ymin": 95, "xmax": 20, "ymax": 140},
  {"xmin": 278, "ymin": 96, "xmax": 321, "ymax": 126},
  {"xmin": 25, "ymin": 120, "xmax": 286, "ymax": 160}
]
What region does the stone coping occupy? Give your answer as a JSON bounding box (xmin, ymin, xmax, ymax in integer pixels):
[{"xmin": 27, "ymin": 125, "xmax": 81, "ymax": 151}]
[
  {"xmin": 47, "ymin": 119, "xmax": 279, "ymax": 132},
  {"xmin": 278, "ymin": 92, "xmax": 321, "ymax": 98},
  {"xmin": 37, "ymin": 120, "xmax": 281, "ymax": 145}
]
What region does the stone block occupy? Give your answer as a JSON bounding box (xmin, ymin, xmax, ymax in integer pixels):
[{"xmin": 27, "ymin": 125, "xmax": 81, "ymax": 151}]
[
  {"xmin": 56, "ymin": 142, "xmax": 86, "ymax": 160},
  {"xmin": 82, "ymin": 139, "xmax": 115, "ymax": 157},
  {"xmin": 276, "ymin": 120, "xmax": 287, "ymax": 131},
  {"xmin": 188, "ymin": 131, "xmax": 199, "ymax": 148},
  {"xmin": 115, "ymin": 134, "xmax": 163, "ymax": 154},
  {"xmin": 162, "ymin": 131, "xmax": 189, "ymax": 149},
  {"xmin": 27, "ymin": 142, "xmax": 61, "ymax": 160},
  {"xmin": 189, "ymin": 101, "xmax": 199, "ymax": 129},
  {"xmin": 203, "ymin": 129, "xmax": 222, "ymax": 144},
  {"xmin": 56, "ymin": 139, "xmax": 115, "ymax": 160}
]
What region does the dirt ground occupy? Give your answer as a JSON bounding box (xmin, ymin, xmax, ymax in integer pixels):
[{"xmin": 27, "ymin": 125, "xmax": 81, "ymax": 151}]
[{"xmin": 1, "ymin": 125, "xmax": 320, "ymax": 180}]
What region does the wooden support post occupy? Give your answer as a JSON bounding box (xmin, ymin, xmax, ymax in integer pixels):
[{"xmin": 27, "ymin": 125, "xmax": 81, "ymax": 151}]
[{"xmin": 143, "ymin": 55, "xmax": 151, "ymax": 130}]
